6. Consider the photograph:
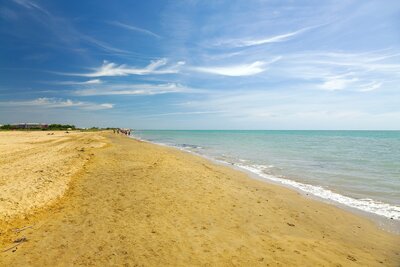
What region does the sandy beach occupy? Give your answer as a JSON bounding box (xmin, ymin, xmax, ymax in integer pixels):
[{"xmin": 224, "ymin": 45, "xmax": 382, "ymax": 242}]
[{"xmin": 0, "ymin": 131, "xmax": 399, "ymax": 266}]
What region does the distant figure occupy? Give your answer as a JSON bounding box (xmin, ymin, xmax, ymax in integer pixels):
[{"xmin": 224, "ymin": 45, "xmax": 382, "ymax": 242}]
[{"xmin": 114, "ymin": 128, "xmax": 131, "ymax": 136}]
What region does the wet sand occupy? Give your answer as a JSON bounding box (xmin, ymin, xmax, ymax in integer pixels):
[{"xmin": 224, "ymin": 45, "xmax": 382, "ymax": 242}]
[{"xmin": 0, "ymin": 131, "xmax": 399, "ymax": 266}]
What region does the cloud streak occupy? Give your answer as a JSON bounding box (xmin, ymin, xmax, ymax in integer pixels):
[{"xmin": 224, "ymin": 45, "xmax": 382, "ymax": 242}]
[
  {"xmin": 13, "ymin": 0, "xmax": 50, "ymax": 15},
  {"xmin": 358, "ymin": 81, "xmax": 382, "ymax": 92},
  {"xmin": 318, "ymin": 73, "xmax": 359, "ymax": 91},
  {"xmin": 191, "ymin": 57, "xmax": 281, "ymax": 76},
  {"xmin": 215, "ymin": 25, "xmax": 319, "ymax": 48},
  {"xmin": 0, "ymin": 97, "xmax": 113, "ymax": 110},
  {"xmin": 65, "ymin": 59, "xmax": 184, "ymax": 77},
  {"xmin": 140, "ymin": 111, "xmax": 223, "ymax": 118},
  {"xmin": 74, "ymin": 83, "xmax": 197, "ymax": 96},
  {"xmin": 50, "ymin": 79, "xmax": 103, "ymax": 85},
  {"xmin": 268, "ymin": 50, "xmax": 400, "ymax": 93},
  {"xmin": 108, "ymin": 21, "xmax": 161, "ymax": 38},
  {"xmin": 80, "ymin": 35, "xmax": 130, "ymax": 54},
  {"xmin": 13, "ymin": 0, "xmax": 130, "ymax": 56}
]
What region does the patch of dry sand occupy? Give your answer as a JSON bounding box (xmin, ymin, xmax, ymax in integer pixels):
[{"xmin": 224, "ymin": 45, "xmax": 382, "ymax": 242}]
[
  {"xmin": 0, "ymin": 131, "xmax": 107, "ymax": 220},
  {"xmin": 0, "ymin": 132, "xmax": 399, "ymax": 266}
]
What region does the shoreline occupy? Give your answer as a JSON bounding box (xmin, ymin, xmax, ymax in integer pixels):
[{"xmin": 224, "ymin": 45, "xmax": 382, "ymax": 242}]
[
  {"xmin": 1, "ymin": 131, "xmax": 399, "ymax": 266},
  {"xmin": 130, "ymin": 135, "xmax": 400, "ymax": 234}
]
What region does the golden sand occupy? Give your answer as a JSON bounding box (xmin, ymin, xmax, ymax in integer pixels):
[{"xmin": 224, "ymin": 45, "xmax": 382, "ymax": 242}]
[
  {"xmin": 0, "ymin": 131, "xmax": 107, "ymax": 220},
  {"xmin": 0, "ymin": 131, "xmax": 399, "ymax": 266}
]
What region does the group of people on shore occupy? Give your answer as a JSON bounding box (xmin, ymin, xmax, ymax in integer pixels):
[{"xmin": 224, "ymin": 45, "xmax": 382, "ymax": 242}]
[{"xmin": 113, "ymin": 128, "xmax": 132, "ymax": 136}]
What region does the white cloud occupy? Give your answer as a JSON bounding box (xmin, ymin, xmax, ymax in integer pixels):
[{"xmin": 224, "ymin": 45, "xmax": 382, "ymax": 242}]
[
  {"xmin": 80, "ymin": 35, "xmax": 130, "ymax": 54},
  {"xmin": 108, "ymin": 21, "xmax": 161, "ymax": 38},
  {"xmin": 191, "ymin": 58, "xmax": 280, "ymax": 76},
  {"xmin": 13, "ymin": 0, "xmax": 130, "ymax": 56},
  {"xmin": 67, "ymin": 59, "xmax": 184, "ymax": 77},
  {"xmin": 270, "ymin": 50, "xmax": 400, "ymax": 93},
  {"xmin": 74, "ymin": 83, "xmax": 196, "ymax": 96},
  {"xmin": 319, "ymin": 76, "xmax": 359, "ymax": 91},
  {"xmin": 287, "ymin": 51, "xmax": 400, "ymax": 74},
  {"xmin": 141, "ymin": 111, "xmax": 223, "ymax": 118},
  {"xmin": 79, "ymin": 79, "xmax": 102, "ymax": 85},
  {"xmin": 96, "ymin": 103, "xmax": 114, "ymax": 109},
  {"xmin": 358, "ymin": 81, "xmax": 382, "ymax": 92},
  {"xmin": 13, "ymin": 0, "xmax": 50, "ymax": 15},
  {"xmin": 215, "ymin": 26, "xmax": 318, "ymax": 48},
  {"xmin": 51, "ymin": 79, "xmax": 103, "ymax": 85},
  {"xmin": 0, "ymin": 98, "xmax": 113, "ymax": 110}
]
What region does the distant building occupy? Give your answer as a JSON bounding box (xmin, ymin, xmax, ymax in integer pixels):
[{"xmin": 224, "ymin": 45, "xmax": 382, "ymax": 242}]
[{"xmin": 11, "ymin": 123, "xmax": 48, "ymax": 129}]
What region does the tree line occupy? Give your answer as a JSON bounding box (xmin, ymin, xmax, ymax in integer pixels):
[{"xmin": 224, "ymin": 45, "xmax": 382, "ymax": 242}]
[{"xmin": 0, "ymin": 124, "xmax": 76, "ymax": 130}]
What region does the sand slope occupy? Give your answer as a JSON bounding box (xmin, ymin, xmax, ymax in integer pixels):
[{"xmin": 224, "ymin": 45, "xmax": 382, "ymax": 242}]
[
  {"xmin": 0, "ymin": 131, "xmax": 107, "ymax": 220},
  {"xmin": 0, "ymin": 132, "xmax": 399, "ymax": 266}
]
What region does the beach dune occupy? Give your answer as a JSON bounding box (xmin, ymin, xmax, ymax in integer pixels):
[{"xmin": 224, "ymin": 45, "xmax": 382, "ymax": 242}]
[
  {"xmin": 0, "ymin": 131, "xmax": 399, "ymax": 266},
  {"xmin": 0, "ymin": 131, "xmax": 107, "ymax": 221}
]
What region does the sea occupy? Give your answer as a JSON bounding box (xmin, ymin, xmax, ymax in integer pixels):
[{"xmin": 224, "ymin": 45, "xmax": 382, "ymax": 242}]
[{"xmin": 131, "ymin": 130, "xmax": 400, "ymax": 223}]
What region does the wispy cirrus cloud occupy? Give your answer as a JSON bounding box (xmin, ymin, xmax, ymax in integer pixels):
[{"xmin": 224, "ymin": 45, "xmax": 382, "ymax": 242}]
[
  {"xmin": 108, "ymin": 21, "xmax": 161, "ymax": 38},
  {"xmin": 271, "ymin": 50, "xmax": 400, "ymax": 93},
  {"xmin": 214, "ymin": 25, "xmax": 319, "ymax": 48},
  {"xmin": 80, "ymin": 35, "xmax": 130, "ymax": 54},
  {"xmin": 64, "ymin": 59, "xmax": 185, "ymax": 77},
  {"xmin": 0, "ymin": 97, "xmax": 113, "ymax": 110},
  {"xmin": 358, "ymin": 81, "xmax": 383, "ymax": 92},
  {"xmin": 13, "ymin": 0, "xmax": 50, "ymax": 15},
  {"xmin": 49, "ymin": 79, "xmax": 103, "ymax": 85},
  {"xmin": 140, "ymin": 111, "xmax": 223, "ymax": 118},
  {"xmin": 318, "ymin": 73, "xmax": 359, "ymax": 91},
  {"xmin": 74, "ymin": 82, "xmax": 197, "ymax": 96},
  {"xmin": 191, "ymin": 57, "xmax": 281, "ymax": 76},
  {"xmin": 12, "ymin": 0, "xmax": 130, "ymax": 56}
]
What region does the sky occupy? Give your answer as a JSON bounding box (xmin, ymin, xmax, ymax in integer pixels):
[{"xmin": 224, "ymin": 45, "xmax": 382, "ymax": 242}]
[{"xmin": 0, "ymin": 0, "xmax": 399, "ymax": 129}]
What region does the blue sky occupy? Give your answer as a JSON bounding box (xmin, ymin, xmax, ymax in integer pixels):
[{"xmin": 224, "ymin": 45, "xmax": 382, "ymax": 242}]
[{"xmin": 0, "ymin": 0, "xmax": 399, "ymax": 129}]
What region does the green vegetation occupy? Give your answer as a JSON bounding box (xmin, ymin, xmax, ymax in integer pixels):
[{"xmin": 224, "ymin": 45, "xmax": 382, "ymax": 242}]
[
  {"xmin": 0, "ymin": 124, "xmax": 120, "ymax": 132},
  {"xmin": 47, "ymin": 124, "xmax": 76, "ymax": 130},
  {"xmin": 0, "ymin": 124, "xmax": 12, "ymax": 130},
  {"xmin": 80, "ymin": 127, "xmax": 100, "ymax": 132},
  {"xmin": 0, "ymin": 124, "xmax": 76, "ymax": 131}
]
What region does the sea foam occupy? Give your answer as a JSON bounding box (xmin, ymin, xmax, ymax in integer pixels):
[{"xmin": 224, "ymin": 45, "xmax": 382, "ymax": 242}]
[{"xmin": 236, "ymin": 164, "xmax": 400, "ymax": 221}]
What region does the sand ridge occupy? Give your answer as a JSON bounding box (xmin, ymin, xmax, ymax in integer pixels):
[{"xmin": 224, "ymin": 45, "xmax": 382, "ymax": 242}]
[
  {"xmin": 0, "ymin": 131, "xmax": 108, "ymax": 220},
  {"xmin": 0, "ymin": 132, "xmax": 399, "ymax": 266}
]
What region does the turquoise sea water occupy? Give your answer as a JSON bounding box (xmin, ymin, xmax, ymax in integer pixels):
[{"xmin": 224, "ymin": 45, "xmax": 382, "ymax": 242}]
[{"xmin": 132, "ymin": 130, "xmax": 400, "ymax": 220}]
